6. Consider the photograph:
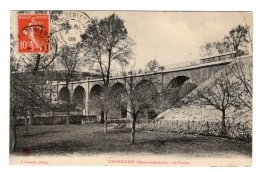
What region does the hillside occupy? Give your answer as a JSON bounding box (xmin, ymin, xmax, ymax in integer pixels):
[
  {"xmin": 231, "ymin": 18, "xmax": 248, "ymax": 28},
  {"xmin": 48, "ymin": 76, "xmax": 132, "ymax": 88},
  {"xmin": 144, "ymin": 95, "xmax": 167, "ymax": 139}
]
[{"xmin": 156, "ymin": 56, "xmax": 253, "ymax": 126}]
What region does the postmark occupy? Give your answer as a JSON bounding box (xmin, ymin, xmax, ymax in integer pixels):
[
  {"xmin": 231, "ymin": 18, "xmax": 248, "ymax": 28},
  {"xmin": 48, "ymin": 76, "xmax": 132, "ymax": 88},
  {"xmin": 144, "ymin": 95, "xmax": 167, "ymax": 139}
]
[
  {"xmin": 59, "ymin": 11, "xmax": 90, "ymax": 46},
  {"xmin": 18, "ymin": 14, "xmax": 50, "ymax": 53}
]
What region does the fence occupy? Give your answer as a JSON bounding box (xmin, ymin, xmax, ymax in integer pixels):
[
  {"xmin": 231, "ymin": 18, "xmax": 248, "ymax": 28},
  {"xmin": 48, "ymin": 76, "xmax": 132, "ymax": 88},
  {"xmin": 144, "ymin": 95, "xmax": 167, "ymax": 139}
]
[
  {"xmin": 16, "ymin": 115, "xmax": 97, "ymax": 125},
  {"xmin": 137, "ymin": 120, "xmax": 252, "ymax": 140}
]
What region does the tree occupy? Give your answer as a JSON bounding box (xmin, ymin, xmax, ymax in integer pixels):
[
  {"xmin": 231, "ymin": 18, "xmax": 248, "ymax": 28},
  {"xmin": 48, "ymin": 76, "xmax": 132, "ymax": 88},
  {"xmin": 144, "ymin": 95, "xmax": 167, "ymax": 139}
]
[
  {"xmin": 81, "ymin": 14, "xmax": 134, "ymax": 134},
  {"xmin": 10, "ymin": 10, "xmax": 70, "ymax": 152},
  {"xmin": 200, "ymin": 42, "xmax": 214, "ymax": 57},
  {"xmin": 195, "ymin": 71, "xmax": 241, "ymax": 135},
  {"xmin": 228, "ymin": 58, "xmax": 252, "ymax": 111},
  {"xmin": 224, "ymin": 24, "xmax": 250, "ymax": 57},
  {"xmin": 10, "ymin": 31, "xmax": 54, "ymax": 151},
  {"xmin": 10, "ymin": 64, "xmax": 52, "ymax": 152},
  {"xmin": 201, "ymin": 24, "xmax": 250, "ymax": 58},
  {"xmin": 122, "ymin": 75, "xmax": 159, "ymax": 144},
  {"xmin": 146, "ymin": 59, "xmax": 159, "ymax": 72},
  {"xmin": 214, "ymin": 41, "xmax": 231, "ymax": 55},
  {"xmin": 57, "ymin": 44, "xmax": 82, "ymax": 124}
]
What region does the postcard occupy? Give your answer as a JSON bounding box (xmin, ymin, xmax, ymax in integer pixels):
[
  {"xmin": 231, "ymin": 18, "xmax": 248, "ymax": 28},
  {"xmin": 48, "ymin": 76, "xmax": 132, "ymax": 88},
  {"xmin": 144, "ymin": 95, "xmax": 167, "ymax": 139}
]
[{"xmin": 9, "ymin": 10, "xmax": 252, "ymax": 166}]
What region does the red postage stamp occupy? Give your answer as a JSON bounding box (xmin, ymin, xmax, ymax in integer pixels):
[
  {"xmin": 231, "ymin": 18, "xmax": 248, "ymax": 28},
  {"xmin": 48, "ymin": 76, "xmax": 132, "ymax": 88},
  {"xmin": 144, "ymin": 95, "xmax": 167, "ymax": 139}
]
[{"xmin": 18, "ymin": 14, "xmax": 49, "ymax": 53}]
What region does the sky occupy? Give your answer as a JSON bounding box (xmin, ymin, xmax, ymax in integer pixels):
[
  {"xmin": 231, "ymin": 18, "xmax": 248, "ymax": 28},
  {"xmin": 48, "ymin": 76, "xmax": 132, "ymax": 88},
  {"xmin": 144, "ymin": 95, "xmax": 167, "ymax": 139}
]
[
  {"xmin": 86, "ymin": 11, "xmax": 252, "ymax": 70},
  {"xmin": 10, "ymin": 11, "xmax": 252, "ymax": 72}
]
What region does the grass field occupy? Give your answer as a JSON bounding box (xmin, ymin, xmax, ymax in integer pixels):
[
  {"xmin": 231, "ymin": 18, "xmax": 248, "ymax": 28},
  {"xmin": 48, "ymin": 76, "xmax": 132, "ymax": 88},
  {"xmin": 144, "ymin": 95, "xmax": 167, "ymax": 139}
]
[{"xmin": 13, "ymin": 124, "xmax": 252, "ymax": 158}]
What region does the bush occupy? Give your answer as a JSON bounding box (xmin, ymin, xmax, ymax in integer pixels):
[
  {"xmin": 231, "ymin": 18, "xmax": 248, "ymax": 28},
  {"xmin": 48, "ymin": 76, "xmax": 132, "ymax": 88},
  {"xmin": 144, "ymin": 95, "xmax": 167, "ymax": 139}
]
[{"xmin": 138, "ymin": 120, "xmax": 251, "ymax": 141}]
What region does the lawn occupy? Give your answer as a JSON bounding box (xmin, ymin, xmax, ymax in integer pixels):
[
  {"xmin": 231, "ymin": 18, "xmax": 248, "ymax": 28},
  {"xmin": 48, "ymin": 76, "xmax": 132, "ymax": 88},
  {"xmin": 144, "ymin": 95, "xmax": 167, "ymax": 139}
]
[{"xmin": 13, "ymin": 123, "xmax": 252, "ymax": 158}]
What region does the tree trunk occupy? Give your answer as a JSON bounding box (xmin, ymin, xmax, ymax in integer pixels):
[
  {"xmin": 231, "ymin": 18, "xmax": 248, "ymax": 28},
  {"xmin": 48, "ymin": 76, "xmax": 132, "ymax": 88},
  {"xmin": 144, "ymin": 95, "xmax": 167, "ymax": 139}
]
[
  {"xmin": 66, "ymin": 102, "xmax": 70, "ymax": 124},
  {"xmin": 131, "ymin": 116, "xmax": 137, "ymax": 144},
  {"xmin": 11, "ymin": 124, "xmax": 17, "ymax": 152},
  {"xmin": 25, "ymin": 115, "xmax": 29, "ymax": 136},
  {"xmin": 33, "ymin": 54, "xmax": 41, "ymax": 71},
  {"xmin": 66, "ymin": 109, "xmax": 70, "ymax": 125},
  {"xmin": 221, "ymin": 110, "xmax": 227, "ymax": 136},
  {"xmin": 104, "ymin": 111, "xmax": 108, "ymax": 134},
  {"xmin": 100, "ymin": 110, "xmax": 104, "ymax": 124},
  {"xmin": 29, "ymin": 111, "xmax": 34, "ymax": 125},
  {"xmin": 65, "ymin": 84, "xmax": 70, "ymax": 125},
  {"xmin": 10, "ymin": 110, "xmax": 17, "ymax": 152}
]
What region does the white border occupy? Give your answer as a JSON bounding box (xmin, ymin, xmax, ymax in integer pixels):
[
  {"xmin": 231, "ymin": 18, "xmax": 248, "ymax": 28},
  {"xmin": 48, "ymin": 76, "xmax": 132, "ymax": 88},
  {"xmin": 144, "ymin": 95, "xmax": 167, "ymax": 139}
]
[{"xmin": 0, "ymin": 0, "xmax": 259, "ymax": 172}]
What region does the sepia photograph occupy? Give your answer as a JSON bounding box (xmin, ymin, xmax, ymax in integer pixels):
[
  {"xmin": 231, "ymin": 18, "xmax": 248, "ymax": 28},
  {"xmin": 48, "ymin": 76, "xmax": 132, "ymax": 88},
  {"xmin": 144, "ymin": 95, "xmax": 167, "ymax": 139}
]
[{"xmin": 9, "ymin": 10, "xmax": 252, "ymax": 166}]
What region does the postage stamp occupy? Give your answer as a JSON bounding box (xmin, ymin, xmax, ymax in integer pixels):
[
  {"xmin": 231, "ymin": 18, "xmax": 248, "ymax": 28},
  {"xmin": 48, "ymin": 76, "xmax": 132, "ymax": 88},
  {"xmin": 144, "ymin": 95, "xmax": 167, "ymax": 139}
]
[{"xmin": 18, "ymin": 14, "xmax": 49, "ymax": 53}]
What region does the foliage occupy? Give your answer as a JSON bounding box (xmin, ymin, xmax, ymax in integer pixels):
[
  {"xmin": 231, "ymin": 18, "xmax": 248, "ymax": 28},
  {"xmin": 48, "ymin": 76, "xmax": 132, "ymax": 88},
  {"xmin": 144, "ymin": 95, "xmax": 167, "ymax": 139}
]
[
  {"xmin": 9, "ymin": 10, "xmax": 71, "ymax": 151},
  {"xmin": 10, "ymin": 61, "xmax": 53, "ymax": 152},
  {"xmin": 56, "ymin": 44, "xmax": 82, "ymax": 124},
  {"xmin": 200, "ymin": 24, "xmax": 250, "ymax": 57},
  {"xmin": 81, "ymin": 13, "xmax": 134, "ymax": 86},
  {"xmin": 81, "ymin": 13, "xmax": 135, "ymax": 133},
  {"xmin": 146, "ymin": 59, "xmax": 159, "ymax": 72},
  {"xmin": 123, "ymin": 75, "xmax": 160, "ymax": 144},
  {"xmin": 58, "ymin": 44, "xmax": 82, "ymax": 86}
]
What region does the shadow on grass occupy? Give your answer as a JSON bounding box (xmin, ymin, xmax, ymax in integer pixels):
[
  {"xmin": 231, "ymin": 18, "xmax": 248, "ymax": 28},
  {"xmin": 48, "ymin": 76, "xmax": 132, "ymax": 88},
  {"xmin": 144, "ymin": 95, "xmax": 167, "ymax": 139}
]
[
  {"xmin": 22, "ymin": 131, "xmax": 64, "ymax": 138},
  {"xmin": 16, "ymin": 140, "xmax": 90, "ymax": 155},
  {"xmin": 109, "ymin": 128, "xmax": 132, "ymax": 134}
]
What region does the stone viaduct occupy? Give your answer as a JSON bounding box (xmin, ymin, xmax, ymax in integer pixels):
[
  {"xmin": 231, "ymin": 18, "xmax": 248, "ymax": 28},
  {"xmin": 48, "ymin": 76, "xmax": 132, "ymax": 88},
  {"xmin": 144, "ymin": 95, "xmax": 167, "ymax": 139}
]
[{"xmin": 48, "ymin": 53, "xmax": 237, "ymax": 120}]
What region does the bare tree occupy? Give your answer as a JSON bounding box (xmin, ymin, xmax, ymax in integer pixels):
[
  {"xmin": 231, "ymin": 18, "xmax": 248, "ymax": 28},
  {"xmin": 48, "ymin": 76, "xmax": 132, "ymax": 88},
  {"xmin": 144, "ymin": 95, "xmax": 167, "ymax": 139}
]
[
  {"xmin": 229, "ymin": 59, "xmax": 252, "ymax": 111},
  {"xmin": 121, "ymin": 75, "xmax": 160, "ymax": 144},
  {"xmin": 57, "ymin": 44, "xmax": 81, "ymax": 124},
  {"xmin": 81, "ymin": 14, "xmax": 134, "ymax": 134},
  {"xmin": 195, "ymin": 71, "xmax": 241, "ymax": 135}
]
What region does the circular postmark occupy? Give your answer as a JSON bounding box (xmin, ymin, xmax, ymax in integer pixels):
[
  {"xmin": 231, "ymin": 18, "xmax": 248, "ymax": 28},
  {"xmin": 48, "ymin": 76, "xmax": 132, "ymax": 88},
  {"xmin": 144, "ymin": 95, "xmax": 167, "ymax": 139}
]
[{"xmin": 59, "ymin": 11, "xmax": 90, "ymax": 46}]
